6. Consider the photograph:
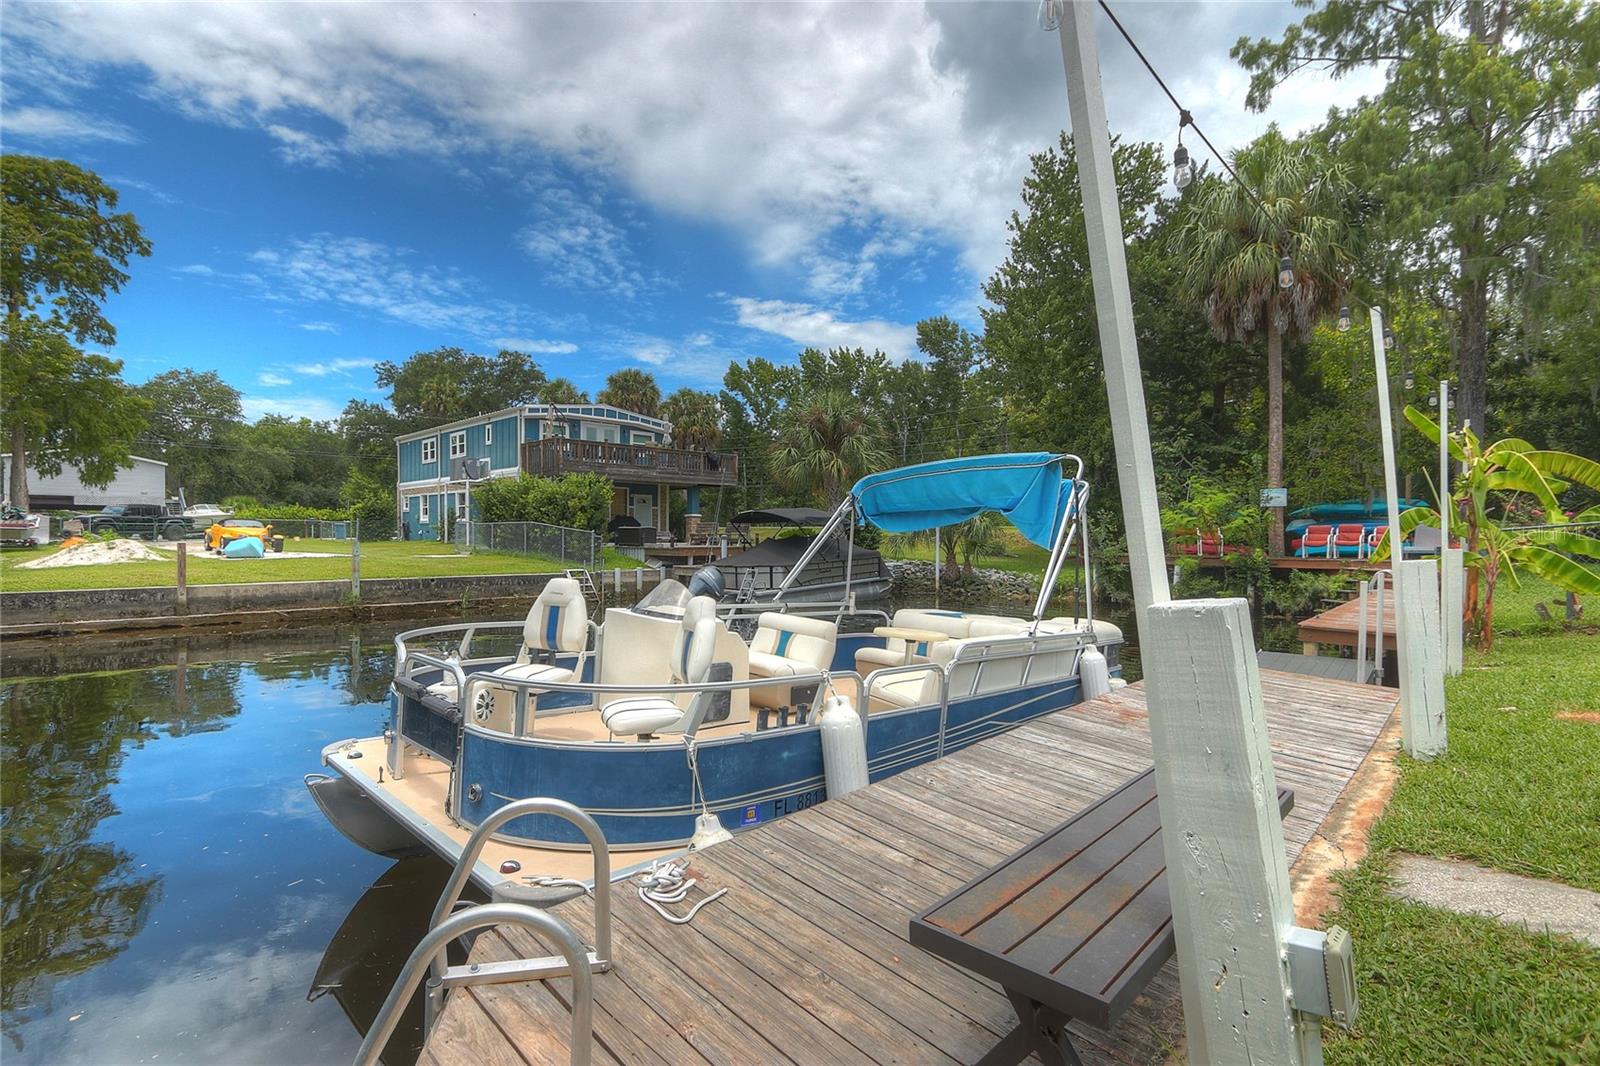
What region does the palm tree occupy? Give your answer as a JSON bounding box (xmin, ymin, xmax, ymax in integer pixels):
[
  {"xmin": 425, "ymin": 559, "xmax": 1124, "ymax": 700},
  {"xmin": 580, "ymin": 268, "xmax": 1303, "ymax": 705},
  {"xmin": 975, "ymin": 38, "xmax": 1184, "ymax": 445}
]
[
  {"xmin": 1175, "ymin": 128, "xmax": 1357, "ymax": 555},
  {"xmin": 539, "ymin": 378, "xmax": 589, "ymax": 405},
  {"xmin": 419, "ymin": 376, "xmax": 461, "ymax": 419},
  {"xmin": 661, "ymin": 388, "xmax": 722, "ymax": 451},
  {"xmin": 596, "ymin": 368, "xmax": 661, "ymax": 417},
  {"xmin": 770, "ymin": 390, "xmax": 890, "ymax": 507},
  {"xmin": 1373, "ymin": 407, "xmax": 1600, "ymax": 649}
]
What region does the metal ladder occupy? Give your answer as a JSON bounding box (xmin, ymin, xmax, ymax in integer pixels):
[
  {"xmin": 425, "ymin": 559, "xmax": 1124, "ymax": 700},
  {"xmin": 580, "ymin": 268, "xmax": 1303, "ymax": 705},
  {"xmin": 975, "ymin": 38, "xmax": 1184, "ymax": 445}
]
[
  {"xmin": 355, "ymin": 798, "xmax": 612, "ymax": 1066},
  {"xmin": 1355, "ymin": 570, "xmax": 1392, "ymax": 686},
  {"xmin": 733, "ymin": 568, "xmax": 757, "ymax": 604},
  {"xmin": 565, "ymin": 568, "xmax": 599, "ymax": 602}
]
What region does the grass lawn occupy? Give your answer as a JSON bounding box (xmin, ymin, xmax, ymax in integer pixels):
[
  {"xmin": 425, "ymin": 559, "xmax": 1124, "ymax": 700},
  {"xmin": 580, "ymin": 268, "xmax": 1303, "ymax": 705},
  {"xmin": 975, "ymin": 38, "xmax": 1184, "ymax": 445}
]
[
  {"xmin": 1320, "ymin": 576, "xmax": 1600, "ymax": 1063},
  {"xmin": 0, "ymin": 539, "xmax": 642, "ymax": 592}
]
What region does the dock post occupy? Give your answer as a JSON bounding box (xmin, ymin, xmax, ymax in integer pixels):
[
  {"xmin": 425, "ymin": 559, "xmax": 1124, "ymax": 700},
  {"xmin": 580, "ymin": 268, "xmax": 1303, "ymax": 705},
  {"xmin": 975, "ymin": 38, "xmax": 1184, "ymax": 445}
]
[
  {"xmin": 176, "ymin": 541, "xmax": 188, "ymax": 615},
  {"xmin": 1397, "ymin": 559, "xmax": 1448, "ymax": 754},
  {"xmin": 351, "ymin": 540, "xmax": 362, "ymax": 599},
  {"xmin": 1144, "ymin": 598, "xmax": 1322, "ymax": 1064}
]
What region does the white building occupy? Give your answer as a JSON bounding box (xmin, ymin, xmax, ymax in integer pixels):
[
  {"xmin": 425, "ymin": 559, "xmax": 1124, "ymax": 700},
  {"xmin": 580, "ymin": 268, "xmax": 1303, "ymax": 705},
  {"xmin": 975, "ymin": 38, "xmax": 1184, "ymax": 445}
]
[{"xmin": 1, "ymin": 454, "xmax": 169, "ymax": 509}]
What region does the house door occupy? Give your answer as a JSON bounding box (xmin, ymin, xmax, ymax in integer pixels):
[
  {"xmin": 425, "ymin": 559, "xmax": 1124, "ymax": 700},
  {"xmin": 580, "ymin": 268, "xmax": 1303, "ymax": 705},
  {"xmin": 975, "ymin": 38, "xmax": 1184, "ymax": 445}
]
[{"xmin": 630, "ymin": 493, "xmax": 653, "ymax": 527}]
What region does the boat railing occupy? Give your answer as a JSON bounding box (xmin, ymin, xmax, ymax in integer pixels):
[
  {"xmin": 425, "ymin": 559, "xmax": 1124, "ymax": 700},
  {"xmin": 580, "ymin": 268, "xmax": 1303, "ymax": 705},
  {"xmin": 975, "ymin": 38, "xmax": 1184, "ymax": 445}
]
[
  {"xmin": 357, "ymin": 799, "xmax": 610, "ymax": 1066},
  {"xmin": 459, "ymin": 667, "xmax": 856, "ymax": 740},
  {"xmin": 394, "ymin": 618, "xmax": 601, "ymax": 682}
]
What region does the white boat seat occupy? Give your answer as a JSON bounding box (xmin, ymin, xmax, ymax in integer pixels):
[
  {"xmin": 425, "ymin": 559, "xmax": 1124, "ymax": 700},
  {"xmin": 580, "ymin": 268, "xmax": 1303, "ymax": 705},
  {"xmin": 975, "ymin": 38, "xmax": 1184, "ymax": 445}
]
[
  {"xmin": 426, "ymin": 662, "xmax": 574, "ymax": 703},
  {"xmin": 599, "ymin": 696, "xmax": 688, "ymax": 738},
  {"xmin": 868, "ymin": 667, "xmax": 941, "ymax": 710},
  {"xmin": 601, "ymin": 601, "xmax": 720, "ymax": 739},
  {"xmin": 748, "ymin": 612, "xmax": 837, "ymax": 709}
]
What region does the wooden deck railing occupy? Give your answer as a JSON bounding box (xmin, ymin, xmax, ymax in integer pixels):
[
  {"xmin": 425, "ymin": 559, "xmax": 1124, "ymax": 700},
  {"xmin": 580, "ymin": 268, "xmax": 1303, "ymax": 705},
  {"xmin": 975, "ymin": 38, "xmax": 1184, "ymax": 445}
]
[{"xmin": 521, "ymin": 438, "xmax": 739, "ymax": 487}]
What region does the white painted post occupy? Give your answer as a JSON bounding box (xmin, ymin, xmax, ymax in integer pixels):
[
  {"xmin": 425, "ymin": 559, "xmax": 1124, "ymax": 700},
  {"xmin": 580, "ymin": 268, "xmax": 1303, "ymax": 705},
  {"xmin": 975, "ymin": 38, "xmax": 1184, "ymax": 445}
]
[
  {"xmin": 1053, "ymin": 6, "xmax": 1314, "ymax": 1063},
  {"xmin": 1438, "ymin": 380, "xmax": 1464, "ymax": 676},
  {"xmin": 1371, "ymin": 307, "xmax": 1445, "ymax": 756},
  {"xmin": 1054, "ymin": 3, "xmax": 1171, "ymax": 627},
  {"xmin": 1144, "ymin": 598, "xmax": 1321, "ymax": 1064},
  {"xmin": 1397, "ymin": 559, "xmax": 1447, "ymax": 751},
  {"xmin": 351, "ymin": 540, "xmax": 362, "ymax": 599}
]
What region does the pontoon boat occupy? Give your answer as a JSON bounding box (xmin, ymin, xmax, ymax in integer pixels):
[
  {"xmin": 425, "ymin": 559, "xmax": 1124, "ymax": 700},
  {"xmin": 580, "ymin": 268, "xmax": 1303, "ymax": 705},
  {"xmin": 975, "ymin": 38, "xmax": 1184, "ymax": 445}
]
[{"xmin": 308, "ymin": 454, "xmax": 1123, "ymax": 895}]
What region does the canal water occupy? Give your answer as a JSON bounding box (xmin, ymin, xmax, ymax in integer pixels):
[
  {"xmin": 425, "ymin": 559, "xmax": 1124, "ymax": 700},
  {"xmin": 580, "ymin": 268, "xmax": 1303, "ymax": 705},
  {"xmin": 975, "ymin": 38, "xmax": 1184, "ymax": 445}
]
[{"xmin": 1, "ymin": 602, "xmax": 1140, "ymax": 1064}]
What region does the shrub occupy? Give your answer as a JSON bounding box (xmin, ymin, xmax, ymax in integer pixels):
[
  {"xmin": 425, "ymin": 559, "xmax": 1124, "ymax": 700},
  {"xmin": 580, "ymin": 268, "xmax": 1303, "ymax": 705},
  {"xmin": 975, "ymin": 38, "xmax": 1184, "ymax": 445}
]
[
  {"xmin": 474, "ymin": 473, "xmax": 613, "ymax": 534},
  {"xmin": 340, "ymin": 470, "xmax": 396, "ymax": 540}
]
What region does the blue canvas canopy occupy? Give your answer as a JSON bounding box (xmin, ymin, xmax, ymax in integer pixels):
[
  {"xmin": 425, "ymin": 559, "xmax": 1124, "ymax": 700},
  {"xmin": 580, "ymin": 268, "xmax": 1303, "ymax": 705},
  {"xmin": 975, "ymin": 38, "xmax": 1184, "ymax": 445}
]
[{"xmin": 850, "ymin": 452, "xmax": 1076, "ymax": 549}]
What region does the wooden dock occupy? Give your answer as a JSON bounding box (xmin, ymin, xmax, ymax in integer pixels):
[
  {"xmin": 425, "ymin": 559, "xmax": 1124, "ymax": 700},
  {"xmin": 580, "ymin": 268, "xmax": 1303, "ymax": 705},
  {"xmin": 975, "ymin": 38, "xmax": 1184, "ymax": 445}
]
[
  {"xmin": 1298, "ymin": 594, "xmax": 1395, "ymax": 654},
  {"xmin": 421, "ymin": 672, "xmax": 1400, "ymax": 1066}
]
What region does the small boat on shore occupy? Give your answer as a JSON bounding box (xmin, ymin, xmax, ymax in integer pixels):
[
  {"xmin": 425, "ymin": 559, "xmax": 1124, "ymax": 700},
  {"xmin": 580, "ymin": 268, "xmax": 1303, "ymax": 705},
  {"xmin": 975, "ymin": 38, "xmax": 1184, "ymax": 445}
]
[
  {"xmin": 308, "ymin": 453, "xmax": 1123, "ymax": 894},
  {"xmin": 716, "ymin": 506, "xmax": 891, "ymax": 604}
]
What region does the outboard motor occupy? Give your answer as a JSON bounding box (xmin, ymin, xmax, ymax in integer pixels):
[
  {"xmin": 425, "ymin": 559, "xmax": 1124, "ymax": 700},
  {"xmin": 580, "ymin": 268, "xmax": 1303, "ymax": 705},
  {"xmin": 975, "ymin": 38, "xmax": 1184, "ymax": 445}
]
[{"xmin": 687, "ymin": 565, "xmax": 727, "ymax": 601}]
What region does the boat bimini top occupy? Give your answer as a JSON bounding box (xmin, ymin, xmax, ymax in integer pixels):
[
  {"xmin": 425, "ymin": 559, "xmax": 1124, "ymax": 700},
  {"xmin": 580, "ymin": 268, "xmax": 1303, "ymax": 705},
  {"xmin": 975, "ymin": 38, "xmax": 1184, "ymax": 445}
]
[{"xmin": 777, "ymin": 452, "xmax": 1091, "ymax": 631}]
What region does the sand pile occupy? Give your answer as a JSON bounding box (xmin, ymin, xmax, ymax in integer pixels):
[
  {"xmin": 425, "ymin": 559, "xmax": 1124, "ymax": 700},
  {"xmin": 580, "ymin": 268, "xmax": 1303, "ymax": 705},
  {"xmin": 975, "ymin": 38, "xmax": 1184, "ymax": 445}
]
[{"xmin": 18, "ymin": 539, "xmax": 169, "ymax": 569}]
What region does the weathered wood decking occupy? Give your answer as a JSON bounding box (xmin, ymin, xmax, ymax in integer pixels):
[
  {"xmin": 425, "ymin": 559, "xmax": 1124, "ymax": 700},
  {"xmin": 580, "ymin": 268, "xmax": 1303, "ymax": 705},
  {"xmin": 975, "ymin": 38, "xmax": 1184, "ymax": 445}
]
[
  {"xmin": 1299, "ymin": 595, "xmax": 1396, "ymax": 654},
  {"xmin": 422, "ymin": 672, "xmax": 1400, "ymax": 1066}
]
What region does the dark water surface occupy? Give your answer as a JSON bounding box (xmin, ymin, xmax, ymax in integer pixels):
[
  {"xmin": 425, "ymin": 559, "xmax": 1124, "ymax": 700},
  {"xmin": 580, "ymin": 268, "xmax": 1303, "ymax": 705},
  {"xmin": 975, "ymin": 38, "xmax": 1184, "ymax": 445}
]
[{"xmin": 0, "ymin": 599, "xmax": 1147, "ymax": 1064}]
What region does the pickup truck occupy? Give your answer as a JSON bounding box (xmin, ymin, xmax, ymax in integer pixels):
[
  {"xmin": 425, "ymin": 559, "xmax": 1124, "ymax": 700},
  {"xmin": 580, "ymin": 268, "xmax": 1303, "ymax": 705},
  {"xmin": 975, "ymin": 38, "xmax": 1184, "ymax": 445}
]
[{"xmin": 78, "ymin": 504, "xmax": 197, "ymax": 541}]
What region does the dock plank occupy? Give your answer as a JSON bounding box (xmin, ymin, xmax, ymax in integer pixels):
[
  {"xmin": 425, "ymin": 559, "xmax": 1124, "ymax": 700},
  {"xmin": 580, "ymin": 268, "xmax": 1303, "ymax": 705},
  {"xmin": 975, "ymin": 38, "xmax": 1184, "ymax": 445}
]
[{"xmin": 423, "ymin": 672, "xmax": 1399, "ymax": 1066}]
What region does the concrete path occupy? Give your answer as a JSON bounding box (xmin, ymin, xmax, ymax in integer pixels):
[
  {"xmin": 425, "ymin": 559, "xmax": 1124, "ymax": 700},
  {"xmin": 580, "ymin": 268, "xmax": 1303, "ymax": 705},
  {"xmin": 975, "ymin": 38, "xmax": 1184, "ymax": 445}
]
[{"xmin": 1390, "ymin": 854, "xmax": 1600, "ymax": 948}]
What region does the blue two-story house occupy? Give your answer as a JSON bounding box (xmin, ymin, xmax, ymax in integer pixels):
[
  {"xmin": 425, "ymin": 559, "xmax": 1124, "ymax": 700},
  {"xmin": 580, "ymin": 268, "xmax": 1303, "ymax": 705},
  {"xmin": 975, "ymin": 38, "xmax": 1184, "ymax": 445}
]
[{"xmin": 395, "ymin": 403, "xmax": 738, "ymax": 540}]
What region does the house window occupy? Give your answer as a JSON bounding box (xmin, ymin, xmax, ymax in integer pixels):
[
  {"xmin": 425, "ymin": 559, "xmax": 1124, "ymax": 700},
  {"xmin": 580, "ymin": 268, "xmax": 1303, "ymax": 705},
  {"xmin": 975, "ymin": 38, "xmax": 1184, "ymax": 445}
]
[
  {"xmin": 449, "ymin": 431, "xmax": 466, "ymax": 458},
  {"xmin": 484, "ymin": 423, "xmax": 493, "ymax": 446},
  {"xmin": 421, "ymin": 438, "xmax": 437, "ymax": 464},
  {"xmin": 419, "ymin": 495, "xmax": 431, "ymax": 523}
]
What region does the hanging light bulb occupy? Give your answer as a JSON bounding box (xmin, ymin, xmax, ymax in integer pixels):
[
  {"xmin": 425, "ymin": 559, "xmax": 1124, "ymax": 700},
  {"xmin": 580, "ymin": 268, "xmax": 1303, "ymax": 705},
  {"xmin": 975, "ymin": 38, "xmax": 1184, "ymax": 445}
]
[
  {"xmin": 1277, "ymin": 255, "xmax": 1295, "ymax": 290},
  {"xmin": 1383, "ymin": 326, "xmax": 1396, "ymax": 351},
  {"xmin": 1173, "ymin": 143, "xmax": 1193, "ymax": 190},
  {"xmin": 1428, "ymin": 391, "xmax": 1439, "ymax": 408},
  {"xmin": 1404, "ymin": 368, "xmax": 1416, "ymax": 390},
  {"xmin": 1337, "ymin": 305, "xmax": 1352, "ymax": 332},
  {"xmin": 1037, "ymin": 0, "xmax": 1061, "ymax": 31}
]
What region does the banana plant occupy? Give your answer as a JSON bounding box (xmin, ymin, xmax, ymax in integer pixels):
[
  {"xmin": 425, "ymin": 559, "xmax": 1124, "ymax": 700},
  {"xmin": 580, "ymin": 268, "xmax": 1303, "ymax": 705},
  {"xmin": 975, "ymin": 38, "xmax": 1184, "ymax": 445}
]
[{"xmin": 1370, "ymin": 407, "xmax": 1600, "ymax": 649}]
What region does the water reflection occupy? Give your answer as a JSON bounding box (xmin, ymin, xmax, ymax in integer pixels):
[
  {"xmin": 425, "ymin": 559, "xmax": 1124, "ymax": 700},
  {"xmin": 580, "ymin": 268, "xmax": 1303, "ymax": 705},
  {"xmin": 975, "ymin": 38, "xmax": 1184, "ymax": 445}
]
[{"xmin": 0, "ymin": 623, "xmax": 404, "ymax": 1063}]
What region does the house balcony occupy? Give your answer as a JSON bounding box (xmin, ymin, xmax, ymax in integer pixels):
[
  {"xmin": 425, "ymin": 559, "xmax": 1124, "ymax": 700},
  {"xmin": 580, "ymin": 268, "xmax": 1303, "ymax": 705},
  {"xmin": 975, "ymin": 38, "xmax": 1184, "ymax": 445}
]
[{"xmin": 520, "ymin": 438, "xmax": 740, "ymax": 488}]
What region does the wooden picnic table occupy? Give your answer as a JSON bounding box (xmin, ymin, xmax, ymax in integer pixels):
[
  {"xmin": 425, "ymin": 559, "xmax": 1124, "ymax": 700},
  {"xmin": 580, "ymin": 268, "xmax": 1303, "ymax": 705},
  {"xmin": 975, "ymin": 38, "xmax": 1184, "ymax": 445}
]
[{"xmin": 910, "ymin": 767, "xmax": 1293, "ymax": 1065}]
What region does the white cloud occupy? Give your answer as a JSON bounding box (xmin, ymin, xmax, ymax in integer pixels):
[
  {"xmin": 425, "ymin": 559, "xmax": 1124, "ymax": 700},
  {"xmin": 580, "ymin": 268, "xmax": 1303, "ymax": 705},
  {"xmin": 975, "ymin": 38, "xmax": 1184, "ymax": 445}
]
[
  {"xmin": 176, "ymin": 263, "xmax": 215, "ymax": 276},
  {"xmin": 289, "ymin": 357, "xmax": 372, "ymax": 377},
  {"xmin": 489, "ymin": 337, "xmax": 578, "ymax": 354},
  {"xmin": 0, "ymin": 103, "xmax": 137, "ymax": 143},
  {"xmin": 257, "ymin": 371, "xmax": 293, "ymax": 386},
  {"xmin": 241, "ymin": 392, "xmax": 346, "ymax": 422},
  {"xmin": 631, "ymin": 342, "xmax": 672, "ymax": 366},
  {"xmin": 249, "ymin": 233, "xmax": 559, "ymax": 338},
  {"xmin": 298, "ymin": 320, "xmax": 340, "ymax": 333},
  {"xmin": 730, "ymin": 296, "xmax": 916, "ymax": 360},
  {"xmin": 518, "ymin": 184, "xmax": 646, "ymax": 298},
  {"xmin": 2, "ymin": 1, "xmax": 1389, "ymax": 293}
]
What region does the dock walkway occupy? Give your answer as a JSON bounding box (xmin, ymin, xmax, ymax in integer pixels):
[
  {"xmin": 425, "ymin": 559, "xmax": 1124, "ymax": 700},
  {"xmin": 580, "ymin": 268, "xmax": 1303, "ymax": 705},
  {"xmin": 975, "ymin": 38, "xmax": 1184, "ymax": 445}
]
[
  {"xmin": 1298, "ymin": 595, "xmax": 1395, "ymax": 655},
  {"xmin": 422, "ymin": 671, "xmax": 1400, "ymax": 1066}
]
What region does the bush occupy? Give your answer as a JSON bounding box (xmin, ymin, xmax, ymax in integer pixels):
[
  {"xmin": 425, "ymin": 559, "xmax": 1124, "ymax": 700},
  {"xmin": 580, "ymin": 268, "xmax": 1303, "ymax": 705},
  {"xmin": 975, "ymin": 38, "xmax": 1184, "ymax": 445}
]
[
  {"xmin": 341, "ymin": 470, "xmax": 396, "ymax": 540},
  {"xmin": 473, "ymin": 473, "xmax": 613, "ymax": 534}
]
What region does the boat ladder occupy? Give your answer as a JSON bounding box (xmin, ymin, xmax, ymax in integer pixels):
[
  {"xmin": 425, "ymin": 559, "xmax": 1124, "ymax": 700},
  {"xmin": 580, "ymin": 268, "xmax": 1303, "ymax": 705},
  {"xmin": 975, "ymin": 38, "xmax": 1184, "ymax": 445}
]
[
  {"xmin": 1354, "ymin": 569, "xmax": 1392, "ymax": 686},
  {"xmin": 355, "ymin": 797, "xmax": 612, "ymax": 1066},
  {"xmin": 733, "ymin": 568, "xmax": 757, "ymax": 604},
  {"xmin": 565, "ymin": 567, "xmax": 599, "ymax": 602}
]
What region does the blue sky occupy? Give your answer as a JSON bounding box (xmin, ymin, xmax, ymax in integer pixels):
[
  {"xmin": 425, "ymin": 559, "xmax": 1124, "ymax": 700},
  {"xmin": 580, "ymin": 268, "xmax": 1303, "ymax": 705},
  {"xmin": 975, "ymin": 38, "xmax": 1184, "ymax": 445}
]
[{"xmin": 2, "ymin": 2, "xmax": 1377, "ymax": 424}]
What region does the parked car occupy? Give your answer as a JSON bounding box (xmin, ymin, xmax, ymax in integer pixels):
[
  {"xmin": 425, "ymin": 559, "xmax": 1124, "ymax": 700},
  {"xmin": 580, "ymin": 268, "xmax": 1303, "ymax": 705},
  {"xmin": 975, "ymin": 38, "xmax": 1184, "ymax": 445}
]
[
  {"xmin": 203, "ymin": 517, "xmax": 277, "ymax": 552},
  {"xmin": 79, "ymin": 503, "xmax": 194, "ymax": 541}
]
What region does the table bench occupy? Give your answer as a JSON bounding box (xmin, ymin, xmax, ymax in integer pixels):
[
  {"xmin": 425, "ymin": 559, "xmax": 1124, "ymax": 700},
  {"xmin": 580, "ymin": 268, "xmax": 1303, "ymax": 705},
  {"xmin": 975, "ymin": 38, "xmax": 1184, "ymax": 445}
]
[{"xmin": 909, "ymin": 768, "xmax": 1294, "ymax": 1065}]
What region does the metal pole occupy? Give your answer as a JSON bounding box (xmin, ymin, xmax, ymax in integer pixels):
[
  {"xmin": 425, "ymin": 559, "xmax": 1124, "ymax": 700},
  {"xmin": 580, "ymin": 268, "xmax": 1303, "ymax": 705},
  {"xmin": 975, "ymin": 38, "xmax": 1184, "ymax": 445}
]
[
  {"xmin": 1438, "ymin": 379, "xmax": 1450, "ymax": 515},
  {"xmin": 176, "ymin": 541, "xmax": 188, "ymax": 615},
  {"xmin": 1053, "ymin": 3, "xmax": 1171, "ymax": 628}
]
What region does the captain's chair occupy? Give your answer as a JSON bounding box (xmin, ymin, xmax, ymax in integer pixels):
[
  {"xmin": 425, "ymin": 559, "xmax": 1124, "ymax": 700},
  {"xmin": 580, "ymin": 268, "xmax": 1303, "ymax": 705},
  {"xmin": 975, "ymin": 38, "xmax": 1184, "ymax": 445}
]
[
  {"xmin": 748, "ymin": 612, "xmax": 837, "ymax": 710},
  {"xmin": 600, "ymin": 596, "xmax": 722, "ymax": 740},
  {"xmin": 428, "ymin": 577, "xmax": 589, "ymax": 704}
]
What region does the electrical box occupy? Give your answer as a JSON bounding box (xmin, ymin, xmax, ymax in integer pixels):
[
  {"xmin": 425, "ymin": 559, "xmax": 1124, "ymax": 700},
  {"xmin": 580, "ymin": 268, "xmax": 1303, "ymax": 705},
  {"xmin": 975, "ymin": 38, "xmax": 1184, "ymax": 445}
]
[{"xmin": 1285, "ymin": 924, "xmax": 1359, "ymax": 1030}]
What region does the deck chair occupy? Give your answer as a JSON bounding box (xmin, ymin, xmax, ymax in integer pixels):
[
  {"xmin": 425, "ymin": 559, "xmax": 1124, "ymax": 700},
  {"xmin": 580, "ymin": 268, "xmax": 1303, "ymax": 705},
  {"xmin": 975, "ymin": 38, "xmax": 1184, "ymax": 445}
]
[
  {"xmin": 428, "ymin": 578, "xmax": 590, "ymax": 706},
  {"xmin": 1297, "ymin": 524, "xmax": 1335, "ymax": 558},
  {"xmin": 1332, "ymin": 525, "xmax": 1366, "ymax": 558}
]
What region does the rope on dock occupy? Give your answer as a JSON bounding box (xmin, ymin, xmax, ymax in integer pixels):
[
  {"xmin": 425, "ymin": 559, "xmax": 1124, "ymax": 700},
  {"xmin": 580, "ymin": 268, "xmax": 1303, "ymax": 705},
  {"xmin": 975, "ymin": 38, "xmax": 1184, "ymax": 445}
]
[{"xmin": 636, "ymin": 859, "xmax": 727, "ymax": 924}]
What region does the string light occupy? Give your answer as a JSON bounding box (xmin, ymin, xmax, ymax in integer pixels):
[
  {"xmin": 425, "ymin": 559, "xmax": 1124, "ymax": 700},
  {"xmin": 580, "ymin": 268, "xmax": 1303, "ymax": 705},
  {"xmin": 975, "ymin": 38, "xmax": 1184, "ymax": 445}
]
[
  {"xmin": 1172, "ymin": 110, "xmax": 1194, "ymax": 190},
  {"xmin": 1277, "ymin": 255, "xmax": 1295, "ymax": 290},
  {"xmin": 1337, "ymin": 305, "xmax": 1352, "ymax": 332},
  {"xmin": 1037, "ymin": 0, "xmax": 1061, "ymax": 32},
  {"xmin": 1383, "ymin": 326, "xmax": 1397, "ymax": 351}
]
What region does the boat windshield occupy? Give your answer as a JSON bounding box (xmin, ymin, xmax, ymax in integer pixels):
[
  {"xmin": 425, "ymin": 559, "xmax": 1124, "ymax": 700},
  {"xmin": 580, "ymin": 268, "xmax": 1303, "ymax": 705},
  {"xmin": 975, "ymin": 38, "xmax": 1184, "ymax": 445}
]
[{"xmin": 633, "ymin": 578, "xmax": 690, "ymax": 617}]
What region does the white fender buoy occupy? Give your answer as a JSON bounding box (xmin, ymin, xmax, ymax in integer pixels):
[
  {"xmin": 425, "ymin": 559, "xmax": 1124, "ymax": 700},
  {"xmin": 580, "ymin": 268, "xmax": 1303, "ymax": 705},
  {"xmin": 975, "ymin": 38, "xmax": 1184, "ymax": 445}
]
[
  {"xmin": 817, "ymin": 693, "xmax": 869, "ymax": 799},
  {"xmin": 1079, "ymin": 647, "xmax": 1111, "ymax": 700},
  {"xmin": 1109, "ymin": 676, "xmax": 1129, "ymax": 691}
]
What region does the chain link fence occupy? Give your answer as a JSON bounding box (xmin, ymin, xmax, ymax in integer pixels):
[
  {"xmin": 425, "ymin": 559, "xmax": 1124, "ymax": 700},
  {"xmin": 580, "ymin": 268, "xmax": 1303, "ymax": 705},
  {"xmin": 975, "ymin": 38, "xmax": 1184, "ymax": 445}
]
[{"xmin": 454, "ymin": 520, "xmax": 598, "ymax": 568}]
